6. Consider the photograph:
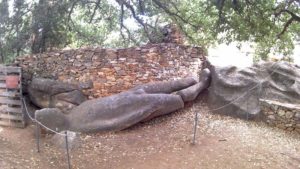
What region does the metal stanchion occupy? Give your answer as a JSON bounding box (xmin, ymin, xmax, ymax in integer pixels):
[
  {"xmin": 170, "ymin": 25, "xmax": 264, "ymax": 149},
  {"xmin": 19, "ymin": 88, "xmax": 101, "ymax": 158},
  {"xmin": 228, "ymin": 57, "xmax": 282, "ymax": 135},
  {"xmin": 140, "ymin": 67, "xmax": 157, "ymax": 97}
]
[
  {"xmin": 65, "ymin": 131, "xmax": 71, "ymax": 169},
  {"xmin": 192, "ymin": 111, "xmax": 199, "ymax": 145},
  {"xmin": 35, "ymin": 122, "xmax": 40, "ymax": 153},
  {"xmin": 246, "ymin": 96, "xmax": 249, "ymax": 121}
]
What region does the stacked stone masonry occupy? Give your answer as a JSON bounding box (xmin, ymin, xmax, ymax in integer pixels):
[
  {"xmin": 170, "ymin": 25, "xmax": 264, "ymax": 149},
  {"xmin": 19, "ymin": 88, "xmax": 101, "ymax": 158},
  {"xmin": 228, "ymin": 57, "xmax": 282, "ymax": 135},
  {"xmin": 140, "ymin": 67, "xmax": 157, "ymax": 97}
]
[
  {"xmin": 15, "ymin": 43, "xmax": 205, "ymax": 99},
  {"xmin": 260, "ymin": 99, "xmax": 300, "ymax": 134}
]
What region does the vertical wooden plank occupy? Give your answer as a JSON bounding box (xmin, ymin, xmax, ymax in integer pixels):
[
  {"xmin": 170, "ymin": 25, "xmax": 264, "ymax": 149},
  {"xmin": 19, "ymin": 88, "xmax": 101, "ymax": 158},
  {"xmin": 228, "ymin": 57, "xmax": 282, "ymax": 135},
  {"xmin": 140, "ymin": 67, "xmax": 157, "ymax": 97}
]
[
  {"xmin": 0, "ymin": 65, "xmax": 25, "ymax": 128},
  {"xmin": 20, "ymin": 68, "xmax": 25, "ymax": 127}
]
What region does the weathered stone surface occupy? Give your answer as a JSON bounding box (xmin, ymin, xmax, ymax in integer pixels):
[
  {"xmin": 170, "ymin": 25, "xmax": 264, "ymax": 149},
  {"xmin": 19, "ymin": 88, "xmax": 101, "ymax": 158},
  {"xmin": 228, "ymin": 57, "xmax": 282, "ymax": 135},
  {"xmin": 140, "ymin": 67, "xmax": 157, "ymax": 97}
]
[
  {"xmin": 29, "ymin": 78, "xmax": 87, "ymax": 112},
  {"xmin": 285, "ymin": 111, "xmax": 294, "ymax": 119},
  {"xmin": 78, "ymin": 80, "xmax": 93, "ymax": 89},
  {"xmin": 208, "ymin": 61, "xmax": 300, "ymax": 120},
  {"xmin": 35, "ymin": 108, "xmax": 67, "ymax": 131},
  {"xmin": 35, "ymin": 75, "xmax": 210, "ymax": 133},
  {"xmin": 260, "ymin": 99, "xmax": 300, "ymax": 134},
  {"xmin": 278, "ymin": 110, "xmax": 285, "ymax": 116},
  {"xmin": 267, "ymin": 115, "xmax": 276, "ymax": 121},
  {"xmin": 130, "ymin": 77, "xmax": 198, "ymax": 94},
  {"xmin": 54, "ymin": 90, "xmax": 87, "ymax": 105},
  {"xmin": 176, "ymin": 69, "xmax": 211, "ymax": 102},
  {"xmin": 68, "ymin": 91, "xmax": 184, "ymax": 132},
  {"xmin": 15, "ymin": 43, "xmax": 206, "ymax": 98}
]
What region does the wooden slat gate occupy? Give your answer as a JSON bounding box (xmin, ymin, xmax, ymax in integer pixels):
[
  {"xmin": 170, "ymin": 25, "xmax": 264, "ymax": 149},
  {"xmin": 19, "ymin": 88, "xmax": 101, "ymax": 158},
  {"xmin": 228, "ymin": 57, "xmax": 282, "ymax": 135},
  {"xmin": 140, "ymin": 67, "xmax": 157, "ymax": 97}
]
[{"xmin": 0, "ymin": 65, "xmax": 25, "ymax": 128}]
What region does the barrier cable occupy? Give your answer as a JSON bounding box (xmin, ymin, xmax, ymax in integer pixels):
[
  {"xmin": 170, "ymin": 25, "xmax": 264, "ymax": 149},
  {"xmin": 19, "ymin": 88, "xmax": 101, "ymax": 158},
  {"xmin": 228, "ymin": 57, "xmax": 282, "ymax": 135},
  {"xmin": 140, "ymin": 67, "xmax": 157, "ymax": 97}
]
[
  {"xmin": 22, "ymin": 97, "xmax": 72, "ymax": 169},
  {"xmin": 22, "ymin": 98, "xmax": 66, "ymax": 136}
]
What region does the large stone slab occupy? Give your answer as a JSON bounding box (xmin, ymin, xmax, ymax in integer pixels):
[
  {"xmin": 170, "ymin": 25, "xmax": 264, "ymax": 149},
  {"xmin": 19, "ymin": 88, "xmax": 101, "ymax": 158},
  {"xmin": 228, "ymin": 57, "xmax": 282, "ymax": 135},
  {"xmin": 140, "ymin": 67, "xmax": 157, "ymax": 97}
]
[{"xmin": 208, "ymin": 61, "xmax": 300, "ymax": 119}]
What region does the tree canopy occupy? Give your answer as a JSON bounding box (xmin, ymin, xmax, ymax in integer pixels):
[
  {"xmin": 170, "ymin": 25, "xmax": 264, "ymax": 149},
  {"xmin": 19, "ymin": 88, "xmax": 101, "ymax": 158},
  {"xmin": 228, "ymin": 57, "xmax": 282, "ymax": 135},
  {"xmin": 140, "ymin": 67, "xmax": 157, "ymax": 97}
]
[{"xmin": 0, "ymin": 0, "xmax": 299, "ymax": 63}]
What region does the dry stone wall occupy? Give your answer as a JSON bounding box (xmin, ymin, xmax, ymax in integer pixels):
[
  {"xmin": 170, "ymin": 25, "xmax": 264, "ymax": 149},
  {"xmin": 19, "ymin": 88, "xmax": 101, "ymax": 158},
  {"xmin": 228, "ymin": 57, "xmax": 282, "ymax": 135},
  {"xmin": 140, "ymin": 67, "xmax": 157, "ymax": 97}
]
[
  {"xmin": 15, "ymin": 43, "xmax": 205, "ymax": 99},
  {"xmin": 260, "ymin": 99, "xmax": 300, "ymax": 134}
]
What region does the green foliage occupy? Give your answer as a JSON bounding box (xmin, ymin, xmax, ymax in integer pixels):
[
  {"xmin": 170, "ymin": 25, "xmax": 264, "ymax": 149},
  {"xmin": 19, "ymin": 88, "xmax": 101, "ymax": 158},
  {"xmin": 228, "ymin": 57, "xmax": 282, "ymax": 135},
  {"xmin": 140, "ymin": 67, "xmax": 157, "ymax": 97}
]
[
  {"xmin": 157, "ymin": 0, "xmax": 300, "ymax": 60},
  {"xmin": 68, "ymin": 0, "xmax": 119, "ymax": 47},
  {"xmin": 0, "ymin": 0, "xmax": 31, "ymax": 62},
  {"xmin": 0, "ymin": 0, "xmax": 299, "ymax": 63}
]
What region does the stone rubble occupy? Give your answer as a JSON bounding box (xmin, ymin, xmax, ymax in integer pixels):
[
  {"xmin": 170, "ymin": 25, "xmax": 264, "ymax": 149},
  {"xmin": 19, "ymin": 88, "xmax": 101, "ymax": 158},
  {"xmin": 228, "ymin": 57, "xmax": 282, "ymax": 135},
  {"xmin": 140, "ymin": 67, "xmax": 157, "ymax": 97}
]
[
  {"xmin": 260, "ymin": 99, "xmax": 300, "ymax": 133},
  {"xmin": 15, "ymin": 43, "xmax": 205, "ymax": 99}
]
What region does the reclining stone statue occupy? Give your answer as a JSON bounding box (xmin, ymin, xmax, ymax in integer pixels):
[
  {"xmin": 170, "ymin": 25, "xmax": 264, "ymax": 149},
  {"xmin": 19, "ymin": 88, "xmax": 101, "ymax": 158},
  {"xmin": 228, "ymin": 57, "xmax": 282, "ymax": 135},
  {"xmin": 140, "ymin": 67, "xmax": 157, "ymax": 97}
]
[{"xmin": 35, "ymin": 69, "xmax": 211, "ymax": 133}]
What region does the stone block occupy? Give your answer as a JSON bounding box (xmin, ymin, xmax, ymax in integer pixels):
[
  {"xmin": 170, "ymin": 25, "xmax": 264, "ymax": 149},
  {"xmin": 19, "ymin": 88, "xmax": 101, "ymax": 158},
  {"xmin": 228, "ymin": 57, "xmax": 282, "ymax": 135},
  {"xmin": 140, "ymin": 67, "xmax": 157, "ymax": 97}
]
[
  {"xmin": 278, "ymin": 109, "xmax": 285, "ymax": 116},
  {"xmin": 295, "ymin": 112, "xmax": 300, "ymax": 120},
  {"xmin": 285, "ymin": 111, "xmax": 294, "ymax": 119}
]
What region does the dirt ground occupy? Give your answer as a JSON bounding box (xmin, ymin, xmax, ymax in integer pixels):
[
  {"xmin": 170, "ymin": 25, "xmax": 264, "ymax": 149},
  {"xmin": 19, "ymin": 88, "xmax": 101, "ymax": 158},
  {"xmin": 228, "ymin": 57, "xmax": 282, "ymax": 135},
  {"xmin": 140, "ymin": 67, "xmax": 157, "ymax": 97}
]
[{"xmin": 1, "ymin": 100, "xmax": 300, "ymax": 169}]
